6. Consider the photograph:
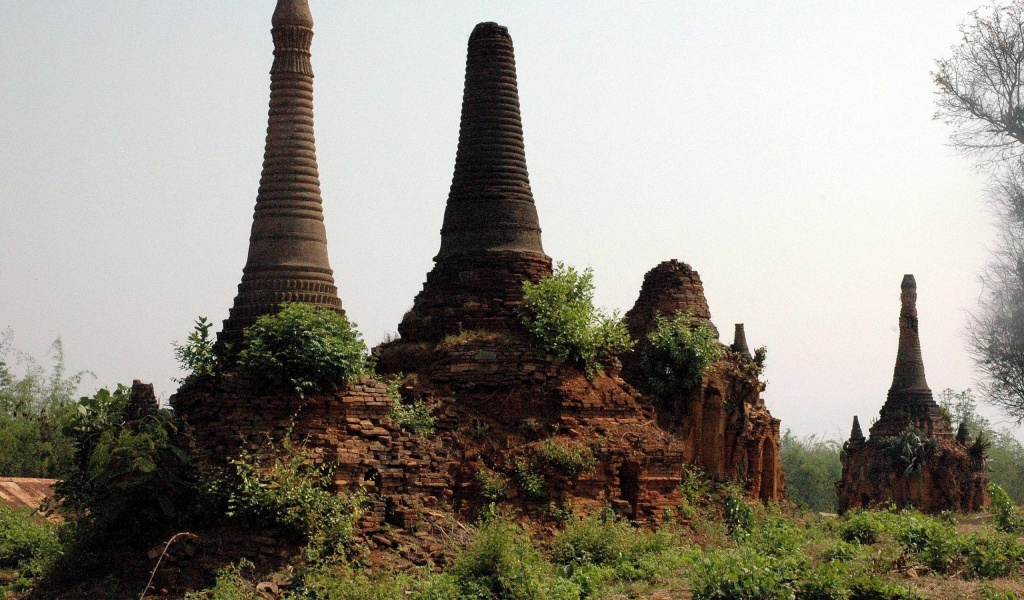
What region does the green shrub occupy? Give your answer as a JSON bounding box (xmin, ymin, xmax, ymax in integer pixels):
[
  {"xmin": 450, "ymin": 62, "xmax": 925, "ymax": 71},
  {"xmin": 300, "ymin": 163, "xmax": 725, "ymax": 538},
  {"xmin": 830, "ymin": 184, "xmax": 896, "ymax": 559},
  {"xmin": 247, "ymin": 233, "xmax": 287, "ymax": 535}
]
[
  {"xmin": 962, "ymin": 532, "xmax": 1024, "ymax": 579},
  {"xmin": 721, "ymin": 483, "xmax": 754, "ymax": 538},
  {"xmin": 174, "ymin": 316, "xmax": 218, "ymax": 382},
  {"xmin": 514, "ymin": 462, "xmax": 547, "ymax": 501},
  {"xmin": 449, "ymin": 518, "xmax": 581, "ymax": 600},
  {"xmin": 389, "ymin": 400, "xmax": 435, "ymax": 436},
  {"xmin": 520, "ymin": 263, "xmax": 634, "ymax": 376},
  {"xmin": 185, "ymin": 559, "xmax": 260, "ymax": 600},
  {"xmin": 878, "ymin": 427, "xmax": 936, "ymax": 477},
  {"xmin": 897, "ymin": 517, "xmax": 961, "ymax": 574},
  {"xmin": 640, "ymin": 311, "xmax": 722, "ymax": 397},
  {"xmin": 848, "ymin": 576, "xmax": 922, "ymax": 600},
  {"xmin": 476, "ymin": 469, "xmax": 510, "ymax": 503},
  {"xmin": 227, "ymin": 441, "xmax": 365, "ymax": 562},
  {"xmin": 292, "ymin": 562, "xmax": 411, "ymax": 600},
  {"xmin": 53, "ymin": 385, "xmax": 194, "ymax": 544},
  {"xmin": 677, "ymin": 467, "xmax": 713, "ymax": 520},
  {"xmin": 0, "ymin": 506, "xmax": 61, "ymax": 588},
  {"xmin": 990, "ymin": 482, "xmax": 1024, "ymax": 533},
  {"xmin": 689, "ymin": 547, "xmax": 795, "ymax": 600},
  {"xmin": 238, "ymin": 303, "xmax": 370, "ymax": 396},
  {"xmin": 535, "ymin": 439, "xmax": 597, "ymax": 478},
  {"xmin": 793, "ymin": 561, "xmax": 851, "ymax": 600},
  {"xmin": 841, "ymin": 510, "xmax": 887, "ymax": 544}
]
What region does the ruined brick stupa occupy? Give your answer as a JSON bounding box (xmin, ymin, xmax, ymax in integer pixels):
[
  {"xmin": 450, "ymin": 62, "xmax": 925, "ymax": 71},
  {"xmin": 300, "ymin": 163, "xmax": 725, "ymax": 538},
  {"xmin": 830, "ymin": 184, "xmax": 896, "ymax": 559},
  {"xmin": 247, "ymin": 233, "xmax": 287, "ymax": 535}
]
[
  {"xmin": 218, "ymin": 0, "xmax": 343, "ymax": 349},
  {"xmin": 393, "ymin": 22, "xmax": 553, "ymax": 345},
  {"xmin": 837, "ymin": 275, "xmax": 988, "ymax": 513}
]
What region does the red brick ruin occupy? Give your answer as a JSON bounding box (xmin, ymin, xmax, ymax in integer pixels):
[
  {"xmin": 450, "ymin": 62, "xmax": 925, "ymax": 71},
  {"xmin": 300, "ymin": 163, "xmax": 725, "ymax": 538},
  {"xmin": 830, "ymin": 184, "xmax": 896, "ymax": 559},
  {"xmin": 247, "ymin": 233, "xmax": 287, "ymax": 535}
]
[
  {"xmin": 175, "ymin": 2, "xmax": 785, "ymax": 556},
  {"xmin": 837, "ymin": 275, "xmax": 989, "ymax": 513}
]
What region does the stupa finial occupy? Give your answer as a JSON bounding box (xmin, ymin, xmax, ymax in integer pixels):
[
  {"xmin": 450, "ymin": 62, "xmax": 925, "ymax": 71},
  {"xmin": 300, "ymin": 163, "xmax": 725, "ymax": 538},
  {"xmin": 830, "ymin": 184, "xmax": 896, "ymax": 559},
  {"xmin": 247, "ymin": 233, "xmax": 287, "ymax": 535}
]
[
  {"xmin": 889, "ymin": 275, "xmax": 930, "ymax": 394},
  {"xmin": 732, "ymin": 324, "xmax": 752, "ymax": 360}
]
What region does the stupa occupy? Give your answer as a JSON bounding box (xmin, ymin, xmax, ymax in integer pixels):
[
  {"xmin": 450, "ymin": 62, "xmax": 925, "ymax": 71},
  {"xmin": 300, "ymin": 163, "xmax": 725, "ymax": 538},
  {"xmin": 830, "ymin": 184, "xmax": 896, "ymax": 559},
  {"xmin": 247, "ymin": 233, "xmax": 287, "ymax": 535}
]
[
  {"xmin": 392, "ymin": 22, "xmax": 552, "ymax": 345},
  {"xmin": 218, "ymin": 0, "xmax": 343, "ymax": 350},
  {"xmin": 837, "ymin": 275, "xmax": 988, "ymax": 513}
]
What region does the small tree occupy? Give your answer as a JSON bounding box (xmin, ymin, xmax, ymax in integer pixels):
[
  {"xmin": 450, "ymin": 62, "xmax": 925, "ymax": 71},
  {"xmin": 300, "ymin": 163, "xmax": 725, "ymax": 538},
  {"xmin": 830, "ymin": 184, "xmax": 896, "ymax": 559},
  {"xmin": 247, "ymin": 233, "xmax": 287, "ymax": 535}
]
[
  {"xmin": 238, "ymin": 303, "xmax": 370, "ymax": 396},
  {"xmin": 640, "ymin": 311, "xmax": 722, "ymax": 398},
  {"xmin": 173, "ymin": 316, "xmax": 218, "ymax": 382},
  {"xmin": 520, "ymin": 263, "xmax": 633, "ymax": 375}
]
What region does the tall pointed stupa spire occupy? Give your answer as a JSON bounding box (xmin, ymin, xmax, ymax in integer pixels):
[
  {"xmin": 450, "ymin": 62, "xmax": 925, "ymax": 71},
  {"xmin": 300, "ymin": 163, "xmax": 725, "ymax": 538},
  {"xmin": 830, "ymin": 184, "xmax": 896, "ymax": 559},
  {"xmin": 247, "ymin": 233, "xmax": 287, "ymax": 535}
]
[
  {"xmin": 219, "ymin": 0, "xmax": 342, "ymax": 349},
  {"xmin": 437, "ymin": 22, "xmax": 546, "ymax": 259},
  {"xmin": 889, "ymin": 275, "xmax": 929, "ymax": 394},
  {"xmin": 384, "ymin": 22, "xmax": 552, "ymax": 348},
  {"xmin": 869, "ymin": 275, "xmax": 951, "ymax": 439}
]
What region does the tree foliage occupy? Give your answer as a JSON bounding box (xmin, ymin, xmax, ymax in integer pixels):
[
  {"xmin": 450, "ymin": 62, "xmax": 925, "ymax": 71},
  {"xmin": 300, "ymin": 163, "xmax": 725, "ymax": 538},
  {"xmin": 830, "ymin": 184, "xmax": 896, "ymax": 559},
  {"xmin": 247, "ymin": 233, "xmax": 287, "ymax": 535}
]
[
  {"xmin": 520, "ymin": 263, "xmax": 634, "ymax": 376},
  {"xmin": 934, "ymin": 2, "xmax": 1024, "ymax": 163},
  {"xmin": 779, "ymin": 430, "xmax": 842, "ymax": 512},
  {"xmin": 0, "ymin": 331, "xmax": 90, "ymax": 477},
  {"xmin": 238, "ymin": 302, "xmax": 371, "ymax": 396}
]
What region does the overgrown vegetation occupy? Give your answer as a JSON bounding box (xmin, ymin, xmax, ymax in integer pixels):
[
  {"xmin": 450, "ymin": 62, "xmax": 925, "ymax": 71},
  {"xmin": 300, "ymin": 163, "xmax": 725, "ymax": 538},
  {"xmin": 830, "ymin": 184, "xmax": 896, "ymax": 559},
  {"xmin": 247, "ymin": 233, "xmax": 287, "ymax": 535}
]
[
  {"xmin": 0, "ymin": 331, "xmax": 89, "ymax": 477},
  {"xmin": 640, "ymin": 311, "xmax": 723, "ymax": 397},
  {"xmin": 780, "ymin": 430, "xmax": 842, "ymax": 512},
  {"xmin": 520, "ymin": 262, "xmax": 634, "ymax": 376},
  {"xmin": 0, "ymin": 506, "xmax": 60, "ymax": 594},
  {"xmin": 224, "ymin": 441, "xmax": 366, "ymax": 562},
  {"xmin": 174, "ymin": 316, "xmax": 218, "ymax": 382},
  {"xmin": 383, "ymin": 374, "xmax": 436, "ymax": 435},
  {"xmin": 238, "ymin": 302, "xmax": 371, "ymax": 396}
]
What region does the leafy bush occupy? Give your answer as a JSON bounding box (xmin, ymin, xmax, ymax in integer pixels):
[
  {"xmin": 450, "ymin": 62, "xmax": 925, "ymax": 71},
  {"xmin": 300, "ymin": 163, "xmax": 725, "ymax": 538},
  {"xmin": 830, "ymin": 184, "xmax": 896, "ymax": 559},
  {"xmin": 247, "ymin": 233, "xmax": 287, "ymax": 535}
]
[
  {"xmin": 677, "ymin": 467, "xmax": 713, "ymax": 520},
  {"xmin": 292, "ymin": 562, "xmax": 411, "ymax": 600},
  {"xmin": 721, "ymin": 483, "xmax": 754, "ymax": 538},
  {"xmin": 878, "ymin": 427, "xmax": 936, "ymax": 477},
  {"xmin": 513, "ymin": 462, "xmax": 547, "ymax": 501},
  {"xmin": 174, "ymin": 316, "xmax": 218, "ymax": 382},
  {"xmin": 640, "ymin": 311, "xmax": 722, "ymax": 397},
  {"xmin": 226, "ymin": 441, "xmax": 365, "ymax": 562},
  {"xmin": 449, "ymin": 517, "xmax": 581, "ymax": 600},
  {"xmin": 897, "ymin": 517, "xmax": 961, "ymax": 574},
  {"xmin": 841, "ymin": 510, "xmax": 887, "ymax": 544},
  {"xmin": 848, "ymin": 576, "xmax": 922, "ymax": 600},
  {"xmin": 389, "ymin": 399, "xmax": 435, "ymax": 436},
  {"xmin": 53, "ymin": 385, "xmax": 194, "ymax": 544},
  {"xmin": 689, "ymin": 546, "xmax": 795, "ymax": 600},
  {"xmin": 520, "ymin": 263, "xmax": 633, "ymax": 376},
  {"xmin": 962, "ymin": 532, "xmax": 1024, "ymax": 579},
  {"xmin": 185, "ymin": 559, "xmax": 260, "ymax": 600},
  {"xmin": 476, "ymin": 469, "xmax": 509, "ymax": 503},
  {"xmin": 534, "ymin": 439, "xmax": 597, "ymax": 478},
  {"xmin": 238, "ymin": 303, "xmax": 370, "ymax": 396},
  {"xmin": 0, "ymin": 506, "xmax": 61, "ymax": 589},
  {"xmin": 990, "ymin": 482, "xmax": 1024, "ymax": 533}
]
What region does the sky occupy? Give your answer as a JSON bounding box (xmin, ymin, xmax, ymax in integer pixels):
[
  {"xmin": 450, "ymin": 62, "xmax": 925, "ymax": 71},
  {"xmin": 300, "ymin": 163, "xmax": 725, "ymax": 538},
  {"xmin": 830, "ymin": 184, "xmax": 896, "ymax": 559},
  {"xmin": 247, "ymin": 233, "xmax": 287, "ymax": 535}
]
[{"xmin": 0, "ymin": 1, "xmax": 1013, "ymax": 439}]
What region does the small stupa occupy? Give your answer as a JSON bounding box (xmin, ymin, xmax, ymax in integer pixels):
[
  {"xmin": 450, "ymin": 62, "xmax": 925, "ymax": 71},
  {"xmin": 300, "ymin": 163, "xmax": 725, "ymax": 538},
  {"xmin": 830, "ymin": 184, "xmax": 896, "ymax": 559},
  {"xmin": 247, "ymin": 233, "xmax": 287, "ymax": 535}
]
[
  {"xmin": 837, "ymin": 275, "xmax": 988, "ymax": 513},
  {"xmin": 218, "ymin": 0, "xmax": 343, "ymax": 349}
]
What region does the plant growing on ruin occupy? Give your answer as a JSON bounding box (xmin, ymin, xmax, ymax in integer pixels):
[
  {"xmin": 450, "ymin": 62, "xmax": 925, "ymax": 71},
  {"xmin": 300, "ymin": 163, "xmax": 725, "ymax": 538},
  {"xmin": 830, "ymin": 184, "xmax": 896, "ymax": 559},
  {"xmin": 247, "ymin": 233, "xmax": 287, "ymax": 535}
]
[
  {"xmin": 990, "ymin": 482, "xmax": 1024, "ymax": 533},
  {"xmin": 476, "ymin": 469, "xmax": 510, "ymax": 503},
  {"xmin": 534, "ymin": 438, "xmax": 597, "ymax": 478},
  {"xmin": 173, "ymin": 316, "xmax": 218, "ymax": 382},
  {"xmin": 520, "ymin": 262, "xmax": 634, "ymax": 376},
  {"xmin": 878, "ymin": 427, "xmax": 937, "ymax": 477},
  {"xmin": 238, "ymin": 302, "xmax": 370, "ymax": 396},
  {"xmin": 640, "ymin": 311, "xmax": 723, "ymax": 398},
  {"xmin": 227, "ymin": 440, "xmax": 366, "ymax": 562},
  {"xmin": 381, "ymin": 373, "xmax": 436, "ymax": 435}
]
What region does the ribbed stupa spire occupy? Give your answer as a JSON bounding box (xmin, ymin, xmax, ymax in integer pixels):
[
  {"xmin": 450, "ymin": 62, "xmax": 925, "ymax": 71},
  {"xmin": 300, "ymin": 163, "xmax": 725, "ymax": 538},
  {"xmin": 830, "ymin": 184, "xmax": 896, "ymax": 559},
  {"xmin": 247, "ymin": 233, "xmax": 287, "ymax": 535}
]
[
  {"xmin": 436, "ymin": 22, "xmax": 546, "ymax": 259},
  {"xmin": 732, "ymin": 324, "xmax": 752, "ymax": 360},
  {"xmin": 889, "ymin": 275, "xmax": 930, "ymax": 394},
  {"xmin": 869, "ymin": 275, "xmax": 950, "ymax": 439},
  {"xmin": 219, "ymin": 0, "xmax": 342, "ymax": 349},
  {"xmin": 382, "ymin": 22, "xmax": 553, "ymax": 349}
]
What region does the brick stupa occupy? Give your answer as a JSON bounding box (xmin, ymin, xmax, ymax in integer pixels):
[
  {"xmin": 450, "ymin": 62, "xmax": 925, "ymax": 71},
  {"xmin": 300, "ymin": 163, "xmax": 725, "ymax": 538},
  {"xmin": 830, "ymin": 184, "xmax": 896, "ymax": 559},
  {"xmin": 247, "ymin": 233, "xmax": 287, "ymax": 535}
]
[
  {"xmin": 838, "ymin": 275, "xmax": 988, "ymax": 513},
  {"xmin": 394, "ymin": 22, "xmax": 552, "ymax": 344},
  {"xmin": 218, "ymin": 0, "xmax": 343, "ymax": 349}
]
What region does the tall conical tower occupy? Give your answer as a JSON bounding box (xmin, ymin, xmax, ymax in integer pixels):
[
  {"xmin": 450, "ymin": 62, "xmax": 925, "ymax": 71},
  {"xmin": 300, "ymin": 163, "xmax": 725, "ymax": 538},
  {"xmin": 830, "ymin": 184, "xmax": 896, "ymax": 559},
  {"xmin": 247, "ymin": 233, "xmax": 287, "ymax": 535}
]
[
  {"xmin": 219, "ymin": 0, "xmax": 343, "ymax": 349},
  {"xmin": 394, "ymin": 22, "xmax": 552, "ymax": 344},
  {"xmin": 869, "ymin": 275, "xmax": 950, "ymax": 438}
]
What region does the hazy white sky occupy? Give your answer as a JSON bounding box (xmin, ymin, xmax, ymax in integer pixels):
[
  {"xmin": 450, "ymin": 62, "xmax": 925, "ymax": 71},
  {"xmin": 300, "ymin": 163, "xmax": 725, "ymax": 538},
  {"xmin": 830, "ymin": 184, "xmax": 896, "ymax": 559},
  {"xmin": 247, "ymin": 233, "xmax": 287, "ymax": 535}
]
[{"xmin": 1, "ymin": 1, "xmax": 1011, "ymax": 438}]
